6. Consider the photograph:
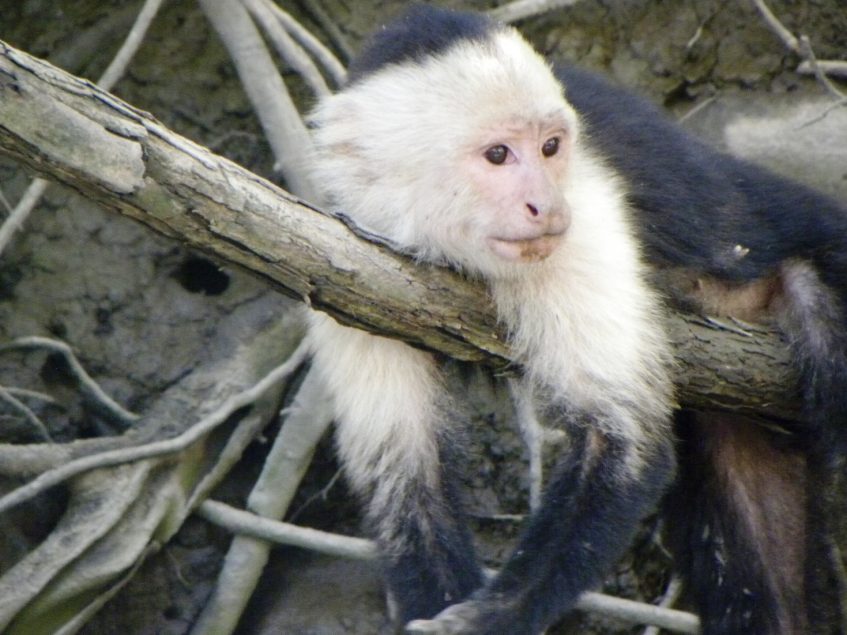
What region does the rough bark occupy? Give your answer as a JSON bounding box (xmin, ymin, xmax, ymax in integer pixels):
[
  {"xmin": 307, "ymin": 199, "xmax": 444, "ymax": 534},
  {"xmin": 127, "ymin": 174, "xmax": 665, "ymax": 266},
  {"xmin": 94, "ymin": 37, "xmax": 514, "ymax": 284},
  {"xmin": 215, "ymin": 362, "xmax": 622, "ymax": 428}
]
[{"xmin": 0, "ymin": 38, "xmax": 798, "ymax": 420}]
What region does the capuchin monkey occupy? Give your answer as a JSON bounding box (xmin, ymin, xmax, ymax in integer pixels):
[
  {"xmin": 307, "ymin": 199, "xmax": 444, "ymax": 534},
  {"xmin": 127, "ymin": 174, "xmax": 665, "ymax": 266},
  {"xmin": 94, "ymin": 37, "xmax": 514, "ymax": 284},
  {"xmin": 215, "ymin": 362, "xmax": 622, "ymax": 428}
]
[{"xmin": 304, "ymin": 5, "xmax": 847, "ymax": 634}]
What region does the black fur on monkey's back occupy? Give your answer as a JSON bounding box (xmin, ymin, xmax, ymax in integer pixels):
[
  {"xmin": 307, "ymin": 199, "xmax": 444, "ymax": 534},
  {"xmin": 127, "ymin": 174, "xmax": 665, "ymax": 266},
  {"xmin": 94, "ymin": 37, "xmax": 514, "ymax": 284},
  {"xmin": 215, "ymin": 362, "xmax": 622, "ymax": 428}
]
[{"xmin": 341, "ymin": 5, "xmax": 847, "ymax": 633}]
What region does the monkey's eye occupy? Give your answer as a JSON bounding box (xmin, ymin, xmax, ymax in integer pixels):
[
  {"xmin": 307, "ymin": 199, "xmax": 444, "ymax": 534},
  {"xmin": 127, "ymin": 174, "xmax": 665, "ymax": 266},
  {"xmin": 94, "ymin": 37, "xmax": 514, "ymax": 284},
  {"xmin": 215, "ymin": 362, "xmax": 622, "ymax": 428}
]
[
  {"xmin": 484, "ymin": 145, "xmax": 509, "ymax": 165},
  {"xmin": 542, "ymin": 137, "xmax": 560, "ymax": 157}
]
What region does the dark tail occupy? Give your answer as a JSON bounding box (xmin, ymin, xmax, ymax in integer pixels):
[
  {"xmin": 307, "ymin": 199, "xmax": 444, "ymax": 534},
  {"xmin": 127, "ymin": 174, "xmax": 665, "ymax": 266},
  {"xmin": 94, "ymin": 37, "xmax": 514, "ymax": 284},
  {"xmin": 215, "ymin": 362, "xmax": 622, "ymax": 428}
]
[
  {"xmin": 777, "ymin": 260, "xmax": 847, "ymax": 633},
  {"xmin": 666, "ymin": 259, "xmax": 847, "ymax": 635},
  {"xmin": 666, "ymin": 410, "xmax": 811, "ymax": 635}
]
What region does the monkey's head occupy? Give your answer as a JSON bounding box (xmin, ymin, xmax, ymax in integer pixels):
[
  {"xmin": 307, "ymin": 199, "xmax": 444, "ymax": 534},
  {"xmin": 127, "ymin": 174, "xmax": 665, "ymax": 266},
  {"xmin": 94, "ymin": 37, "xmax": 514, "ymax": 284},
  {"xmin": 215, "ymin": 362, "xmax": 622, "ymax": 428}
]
[{"xmin": 309, "ymin": 7, "xmax": 580, "ymax": 278}]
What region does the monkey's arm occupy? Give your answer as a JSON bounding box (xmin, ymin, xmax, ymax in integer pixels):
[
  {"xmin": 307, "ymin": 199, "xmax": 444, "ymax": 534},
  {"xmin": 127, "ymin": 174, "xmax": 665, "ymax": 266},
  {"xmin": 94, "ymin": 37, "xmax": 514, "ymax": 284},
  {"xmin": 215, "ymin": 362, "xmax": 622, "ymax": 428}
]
[{"xmin": 306, "ymin": 311, "xmax": 483, "ymax": 622}]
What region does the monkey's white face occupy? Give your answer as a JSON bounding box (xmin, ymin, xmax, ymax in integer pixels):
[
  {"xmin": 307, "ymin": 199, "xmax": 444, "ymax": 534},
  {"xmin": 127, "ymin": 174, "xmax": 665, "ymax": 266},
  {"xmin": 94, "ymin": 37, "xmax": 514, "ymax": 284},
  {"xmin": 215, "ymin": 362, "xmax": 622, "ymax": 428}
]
[
  {"xmin": 463, "ymin": 119, "xmax": 572, "ymax": 265},
  {"xmin": 309, "ymin": 27, "xmax": 583, "ymax": 278}
]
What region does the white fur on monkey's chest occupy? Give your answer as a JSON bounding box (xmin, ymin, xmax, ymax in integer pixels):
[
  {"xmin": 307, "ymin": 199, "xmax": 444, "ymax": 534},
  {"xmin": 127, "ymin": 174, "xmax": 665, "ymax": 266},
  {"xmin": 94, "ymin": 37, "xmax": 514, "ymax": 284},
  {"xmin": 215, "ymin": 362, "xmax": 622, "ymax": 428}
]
[{"xmin": 487, "ymin": 161, "xmax": 670, "ymax": 447}]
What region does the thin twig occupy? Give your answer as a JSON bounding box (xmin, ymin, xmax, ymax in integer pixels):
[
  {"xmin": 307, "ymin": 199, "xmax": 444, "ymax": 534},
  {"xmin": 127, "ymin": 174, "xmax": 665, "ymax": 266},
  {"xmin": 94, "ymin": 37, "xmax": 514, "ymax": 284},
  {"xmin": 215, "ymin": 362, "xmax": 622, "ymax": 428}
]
[
  {"xmin": 0, "ymin": 385, "xmax": 52, "ymax": 441},
  {"xmin": 751, "ymin": 0, "xmax": 846, "ymax": 101},
  {"xmin": 509, "ymin": 379, "xmax": 543, "ymax": 510},
  {"xmin": 96, "ymin": 0, "xmax": 166, "ymax": 92},
  {"xmin": 0, "ymin": 336, "xmax": 138, "ymax": 425},
  {"xmin": 198, "ymin": 499, "xmax": 377, "ymax": 560},
  {"xmin": 677, "ymin": 95, "xmax": 718, "ymax": 124},
  {"xmin": 508, "ymin": 379, "xmax": 568, "ymax": 511},
  {"xmin": 0, "ymin": 336, "xmax": 138, "ymax": 426},
  {"xmin": 797, "ymin": 60, "xmax": 847, "ymax": 80},
  {"xmin": 797, "ymin": 96, "xmax": 847, "ymax": 129},
  {"xmin": 0, "ymin": 184, "xmax": 15, "ymax": 215},
  {"xmin": 797, "ymin": 35, "xmax": 846, "ymax": 101},
  {"xmin": 751, "ymin": 0, "xmax": 800, "ymax": 52},
  {"xmin": 578, "ymin": 591, "xmax": 699, "ymax": 634},
  {"xmin": 261, "ymin": 0, "xmax": 346, "ymax": 87},
  {"xmin": 299, "ymin": 0, "xmax": 354, "ymax": 62},
  {"xmin": 0, "ymin": 341, "xmax": 308, "ymax": 516},
  {"xmin": 3, "ymin": 387, "xmax": 60, "ymax": 406},
  {"xmin": 288, "ymin": 467, "xmax": 342, "ymax": 522},
  {"xmin": 642, "ymin": 576, "xmax": 685, "ymax": 635},
  {"xmin": 488, "ymin": 0, "xmax": 581, "ymax": 24},
  {"xmin": 243, "ymin": 0, "xmax": 331, "ymax": 98},
  {"xmin": 0, "ymin": 179, "xmax": 48, "ymax": 257}
]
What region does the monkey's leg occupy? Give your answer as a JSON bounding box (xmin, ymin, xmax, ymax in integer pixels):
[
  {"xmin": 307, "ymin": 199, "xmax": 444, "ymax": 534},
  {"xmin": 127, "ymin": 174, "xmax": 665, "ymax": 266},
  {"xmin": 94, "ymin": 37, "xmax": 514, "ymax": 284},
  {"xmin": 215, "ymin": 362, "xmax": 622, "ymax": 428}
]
[
  {"xmin": 307, "ymin": 313, "xmax": 483, "ymax": 623},
  {"xmin": 408, "ymin": 416, "xmax": 675, "ymax": 635}
]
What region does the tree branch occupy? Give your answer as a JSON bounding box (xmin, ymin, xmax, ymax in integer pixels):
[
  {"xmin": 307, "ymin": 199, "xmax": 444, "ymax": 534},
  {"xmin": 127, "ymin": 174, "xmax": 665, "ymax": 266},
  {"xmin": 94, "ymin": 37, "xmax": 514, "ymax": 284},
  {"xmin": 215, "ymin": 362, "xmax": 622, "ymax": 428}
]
[
  {"xmin": 200, "ymin": 0, "xmax": 318, "ymax": 199},
  {"xmin": 0, "ymin": 0, "xmax": 165, "ymax": 257},
  {"xmin": 752, "ymin": 0, "xmax": 847, "ymax": 100},
  {"xmin": 0, "ymin": 38, "xmax": 798, "ymax": 420},
  {"xmin": 489, "ymin": 0, "xmax": 582, "ymax": 23}
]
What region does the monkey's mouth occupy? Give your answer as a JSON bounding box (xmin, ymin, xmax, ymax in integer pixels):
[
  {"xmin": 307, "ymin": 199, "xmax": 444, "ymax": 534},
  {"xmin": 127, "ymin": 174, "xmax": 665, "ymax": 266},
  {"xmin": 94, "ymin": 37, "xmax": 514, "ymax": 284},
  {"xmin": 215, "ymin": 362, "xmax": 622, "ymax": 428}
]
[{"xmin": 487, "ymin": 232, "xmax": 565, "ymax": 262}]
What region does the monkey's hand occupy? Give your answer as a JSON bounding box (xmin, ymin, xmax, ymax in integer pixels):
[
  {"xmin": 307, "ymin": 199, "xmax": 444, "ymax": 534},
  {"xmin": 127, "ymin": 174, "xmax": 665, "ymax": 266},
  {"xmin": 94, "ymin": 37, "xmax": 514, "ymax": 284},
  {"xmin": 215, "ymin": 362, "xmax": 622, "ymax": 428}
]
[
  {"xmin": 404, "ymin": 600, "xmax": 485, "ymax": 635},
  {"xmin": 405, "ymin": 594, "xmax": 531, "ymax": 635}
]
